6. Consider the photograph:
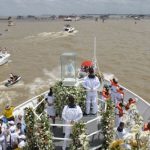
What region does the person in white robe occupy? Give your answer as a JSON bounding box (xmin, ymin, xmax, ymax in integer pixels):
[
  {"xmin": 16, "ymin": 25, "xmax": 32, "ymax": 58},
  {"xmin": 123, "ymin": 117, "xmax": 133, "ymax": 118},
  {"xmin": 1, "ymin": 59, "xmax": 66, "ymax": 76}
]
[
  {"xmin": 82, "ymin": 67, "xmax": 100, "ymax": 115},
  {"xmin": 62, "ymin": 95, "xmax": 83, "ymax": 150}
]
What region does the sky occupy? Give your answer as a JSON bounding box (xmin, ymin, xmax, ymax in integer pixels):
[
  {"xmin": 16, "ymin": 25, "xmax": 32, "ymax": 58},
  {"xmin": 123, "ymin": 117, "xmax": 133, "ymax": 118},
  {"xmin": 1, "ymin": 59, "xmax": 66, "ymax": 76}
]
[{"xmin": 0, "ymin": 0, "xmax": 150, "ymax": 16}]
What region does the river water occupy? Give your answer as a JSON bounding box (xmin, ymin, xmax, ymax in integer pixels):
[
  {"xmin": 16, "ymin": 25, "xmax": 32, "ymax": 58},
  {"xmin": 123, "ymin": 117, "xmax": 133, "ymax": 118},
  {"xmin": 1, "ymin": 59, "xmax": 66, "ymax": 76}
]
[{"xmin": 0, "ymin": 19, "xmax": 150, "ymax": 110}]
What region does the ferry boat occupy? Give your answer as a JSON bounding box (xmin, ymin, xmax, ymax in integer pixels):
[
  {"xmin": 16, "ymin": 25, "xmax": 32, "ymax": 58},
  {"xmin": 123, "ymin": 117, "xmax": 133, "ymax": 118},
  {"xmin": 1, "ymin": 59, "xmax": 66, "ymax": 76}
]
[
  {"xmin": 0, "ymin": 44, "xmax": 150, "ymax": 150},
  {"xmin": 64, "ymin": 17, "xmax": 72, "ymax": 21},
  {"xmin": 0, "ymin": 52, "xmax": 10, "ymax": 65}
]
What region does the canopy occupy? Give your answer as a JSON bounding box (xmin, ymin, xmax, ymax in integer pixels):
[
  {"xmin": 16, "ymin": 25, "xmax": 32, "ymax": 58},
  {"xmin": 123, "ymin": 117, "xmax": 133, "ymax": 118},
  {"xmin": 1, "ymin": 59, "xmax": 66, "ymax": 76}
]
[{"xmin": 81, "ymin": 60, "xmax": 93, "ymax": 67}]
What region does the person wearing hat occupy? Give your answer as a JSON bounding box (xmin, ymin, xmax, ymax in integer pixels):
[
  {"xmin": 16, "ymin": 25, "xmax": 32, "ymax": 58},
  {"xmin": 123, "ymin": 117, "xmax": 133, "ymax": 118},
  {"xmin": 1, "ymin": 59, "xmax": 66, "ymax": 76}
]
[
  {"xmin": 3, "ymin": 104, "xmax": 15, "ymax": 122},
  {"xmin": 82, "ymin": 67, "xmax": 100, "ymax": 115},
  {"xmin": 62, "ymin": 95, "xmax": 83, "ymax": 150}
]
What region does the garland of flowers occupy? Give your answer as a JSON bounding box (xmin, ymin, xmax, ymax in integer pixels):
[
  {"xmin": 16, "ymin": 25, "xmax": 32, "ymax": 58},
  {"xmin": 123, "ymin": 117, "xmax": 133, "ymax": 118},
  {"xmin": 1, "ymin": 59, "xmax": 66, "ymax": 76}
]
[
  {"xmin": 36, "ymin": 95, "xmax": 45, "ymax": 115},
  {"xmin": 101, "ymin": 99, "xmax": 115, "ymax": 149},
  {"xmin": 24, "ymin": 107, "xmax": 38, "ymax": 149},
  {"xmin": 34, "ymin": 113, "xmax": 54, "ymax": 150},
  {"xmin": 53, "ymin": 81, "xmax": 86, "ymax": 117},
  {"xmin": 70, "ymin": 122, "xmax": 89, "ymax": 150}
]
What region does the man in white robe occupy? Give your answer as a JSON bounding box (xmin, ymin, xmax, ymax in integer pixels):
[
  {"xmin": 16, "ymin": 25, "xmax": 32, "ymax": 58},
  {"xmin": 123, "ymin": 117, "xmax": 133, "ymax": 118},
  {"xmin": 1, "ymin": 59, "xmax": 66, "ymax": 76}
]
[
  {"xmin": 82, "ymin": 68, "xmax": 100, "ymax": 115},
  {"xmin": 62, "ymin": 95, "xmax": 83, "ymax": 150}
]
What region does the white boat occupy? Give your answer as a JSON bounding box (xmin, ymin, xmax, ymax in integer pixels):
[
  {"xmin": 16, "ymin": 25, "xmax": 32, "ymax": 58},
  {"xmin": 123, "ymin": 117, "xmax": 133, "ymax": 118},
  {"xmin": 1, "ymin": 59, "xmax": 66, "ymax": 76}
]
[
  {"xmin": 0, "ymin": 46, "xmax": 150, "ymax": 149},
  {"xmin": 5, "ymin": 76, "xmax": 21, "ymax": 87},
  {"xmin": 0, "ymin": 53, "xmax": 10, "ymax": 65},
  {"xmin": 64, "ymin": 24, "xmax": 75, "ymax": 33},
  {"xmin": 64, "ymin": 17, "xmax": 72, "ymax": 21}
]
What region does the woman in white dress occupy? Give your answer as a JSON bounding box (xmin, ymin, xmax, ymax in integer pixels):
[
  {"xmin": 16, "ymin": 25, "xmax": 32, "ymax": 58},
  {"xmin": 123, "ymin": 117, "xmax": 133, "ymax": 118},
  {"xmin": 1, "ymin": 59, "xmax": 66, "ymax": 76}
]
[{"xmin": 45, "ymin": 88, "xmax": 56, "ymax": 124}]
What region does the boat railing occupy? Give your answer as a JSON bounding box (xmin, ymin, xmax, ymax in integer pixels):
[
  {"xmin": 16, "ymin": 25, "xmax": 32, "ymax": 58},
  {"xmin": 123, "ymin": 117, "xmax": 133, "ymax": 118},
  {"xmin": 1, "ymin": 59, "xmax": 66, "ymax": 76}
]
[{"xmin": 120, "ymin": 85, "xmax": 150, "ymax": 121}]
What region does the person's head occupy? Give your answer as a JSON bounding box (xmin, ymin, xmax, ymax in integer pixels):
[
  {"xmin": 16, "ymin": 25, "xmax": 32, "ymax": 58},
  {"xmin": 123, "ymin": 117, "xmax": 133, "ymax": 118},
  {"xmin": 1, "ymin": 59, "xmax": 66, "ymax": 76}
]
[
  {"xmin": 9, "ymin": 73, "xmax": 14, "ymax": 77},
  {"xmin": 119, "ymin": 122, "xmax": 124, "ymax": 128},
  {"xmin": 112, "ymin": 78, "xmax": 118, "ymax": 84},
  {"xmin": 68, "ymin": 95, "xmax": 75, "ymax": 106},
  {"xmin": 119, "ymin": 102, "xmax": 123, "ymax": 107},
  {"xmin": 147, "ymin": 122, "xmax": 150, "ymax": 129},
  {"xmin": 5, "ymin": 104, "xmax": 11, "ymax": 110},
  {"xmin": 48, "ymin": 87, "xmax": 53, "ymax": 96},
  {"xmin": 17, "ymin": 123, "xmax": 22, "ymax": 129},
  {"xmin": 128, "ymin": 98, "xmax": 133, "ymax": 103},
  {"xmin": 18, "ymin": 114, "xmax": 23, "ymax": 120},
  {"xmin": 89, "ymin": 67, "xmax": 94, "ymax": 75}
]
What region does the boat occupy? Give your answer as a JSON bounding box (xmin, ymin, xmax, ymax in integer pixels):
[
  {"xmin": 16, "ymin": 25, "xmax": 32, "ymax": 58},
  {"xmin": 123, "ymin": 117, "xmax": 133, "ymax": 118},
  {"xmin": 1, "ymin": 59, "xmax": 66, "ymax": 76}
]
[
  {"xmin": 63, "ymin": 24, "xmax": 75, "ymax": 33},
  {"xmin": 0, "ymin": 52, "xmax": 10, "ymax": 65},
  {"xmin": 0, "ymin": 44, "xmax": 150, "ymax": 149},
  {"xmin": 64, "ymin": 17, "xmax": 72, "ymax": 21},
  {"xmin": 5, "ymin": 76, "xmax": 21, "ymax": 87}
]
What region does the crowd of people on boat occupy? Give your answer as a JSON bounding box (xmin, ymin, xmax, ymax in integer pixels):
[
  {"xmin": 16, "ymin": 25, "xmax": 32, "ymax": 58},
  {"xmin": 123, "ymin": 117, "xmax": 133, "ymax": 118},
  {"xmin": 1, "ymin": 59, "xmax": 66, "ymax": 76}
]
[
  {"xmin": 0, "ymin": 105, "xmax": 26, "ymax": 150},
  {"xmin": 0, "ymin": 66, "xmax": 150, "ymax": 150}
]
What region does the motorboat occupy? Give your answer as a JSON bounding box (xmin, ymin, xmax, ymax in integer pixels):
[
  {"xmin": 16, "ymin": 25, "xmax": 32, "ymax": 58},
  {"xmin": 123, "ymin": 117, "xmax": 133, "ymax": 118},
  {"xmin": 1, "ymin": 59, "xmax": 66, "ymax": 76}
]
[
  {"xmin": 5, "ymin": 76, "xmax": 21, "ymax": 87},
  {"xmin": 0, "ymin": 52, "xmax": 10, "ymax": 65},
  {"xmin": 64, "ymin": 17, "xmax": 72, "ymax": 21},
  {"xmin": 0, "ymin": 48, "xmax": 150, "ymax": 149},
  {"xmin": 64, "ymin": 24, "xmax": 75, "ymax": 33}
]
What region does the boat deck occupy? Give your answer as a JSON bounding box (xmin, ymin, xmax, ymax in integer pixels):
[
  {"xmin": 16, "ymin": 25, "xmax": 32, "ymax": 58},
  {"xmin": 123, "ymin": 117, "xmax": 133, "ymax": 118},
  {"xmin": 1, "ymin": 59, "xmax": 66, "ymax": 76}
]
[{"xmin": 52, "ymin": 114, "xmax": 102, "ymax": 150}]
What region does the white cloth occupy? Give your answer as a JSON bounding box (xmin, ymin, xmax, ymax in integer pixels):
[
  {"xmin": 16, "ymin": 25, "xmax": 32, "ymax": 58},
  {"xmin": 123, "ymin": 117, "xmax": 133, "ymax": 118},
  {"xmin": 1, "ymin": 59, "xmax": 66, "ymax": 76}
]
[
  {"xmin": 62, "ymin": 105, "xmax": 83, "ymax": 150},
  {"xmin": 0, "ymin": 133, "xmax": 6, "ymax": 150},
  {"xmin": 110, "ymin": 85, "xmax": 118, "ymax": 104},
  {"xmin": 115, "ymin": 92, "xmax": 124, "ymax": 103},
  {"xmin": 45, "ymin": 95, "xmax": 56, "ymax": 116},
  {"xmin": 116, "ymin": 129, "xmax": 127, "ymax": 139},
  {"xmin": 18, "ymin": 140, "xmax": 26, "ymax": 148},
  {"xmin": 83, "ymin": 76, "xmax": 100, "ymax": 114}
]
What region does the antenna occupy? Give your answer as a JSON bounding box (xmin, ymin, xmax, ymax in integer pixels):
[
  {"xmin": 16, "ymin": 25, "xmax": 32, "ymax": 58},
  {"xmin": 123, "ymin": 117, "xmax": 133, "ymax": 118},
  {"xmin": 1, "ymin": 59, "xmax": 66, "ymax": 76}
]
[{"xmin": 93, "ymin": 37, "xmax": 97, "ymax": 70}]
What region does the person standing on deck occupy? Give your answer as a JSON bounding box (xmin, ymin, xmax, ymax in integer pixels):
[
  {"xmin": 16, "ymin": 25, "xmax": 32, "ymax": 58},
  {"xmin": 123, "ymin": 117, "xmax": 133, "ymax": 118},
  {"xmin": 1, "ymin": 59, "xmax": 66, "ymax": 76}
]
[
  {"xmin": 45, "ymin": 88, "xmax": 56, "ymax": 124},
  {"xmin": 110, "ymin": 78, "xmax": 119, "ymax": 105},
  {"xmin": 62, "ymin": 95, "xmax": 83, "ymax": 150},
  {"xmin": 82, "ymin": 67, "xmax": 100, "ymax": 115},
  {"xmin": 116, "ymin": 87, "xmax": 124, "ymax": 103},
  {"xmin": 101, "ymin": 85, "xmax": 111, "ymax": 101}
]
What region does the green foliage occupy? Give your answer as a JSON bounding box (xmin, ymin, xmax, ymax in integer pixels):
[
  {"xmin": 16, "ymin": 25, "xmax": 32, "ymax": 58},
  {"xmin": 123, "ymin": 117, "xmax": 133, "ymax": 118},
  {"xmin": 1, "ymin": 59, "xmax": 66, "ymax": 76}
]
[
  {"xmin": 24, "ymin": 108, "xmax": 54, "ymax": 150},
  {"xmin": 53, "ymin": 81, "xmax": 86, "ymax": 117},
  {"xmin": 101, "ymin": 100, "xmax": 115, "ymax": 149},
  {"xmin": 36, "ymin": 95, "xmax": 45, "ymax": 115},
  {"xmin": 35, "ymin": 113, "xmax": 54, "ymax": 150},
  {"xmin": 24, "ymin": 107, "xmax": 38, "ymax": 150},
  {"xmin": 70, "ymin": 122, "xmax": 89, "ymax": 150}
]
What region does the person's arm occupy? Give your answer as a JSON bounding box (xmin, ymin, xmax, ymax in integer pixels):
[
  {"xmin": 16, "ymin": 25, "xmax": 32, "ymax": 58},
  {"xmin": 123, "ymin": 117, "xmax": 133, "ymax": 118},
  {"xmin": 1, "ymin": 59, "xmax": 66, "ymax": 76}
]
[
  {"xmin": 82, "ymin": 77, "xmax": 91, "ymax": 90},
  {"xmin": 93, "ymin": 77, "xmax": 100, "ymax": 90},
  {"xmin": 62, "ymin": 106, "xmax": 70, "ymax": 122},
  {"xmin": 74, "ymin": 106, "xmax": 83, "ymax": 122}
]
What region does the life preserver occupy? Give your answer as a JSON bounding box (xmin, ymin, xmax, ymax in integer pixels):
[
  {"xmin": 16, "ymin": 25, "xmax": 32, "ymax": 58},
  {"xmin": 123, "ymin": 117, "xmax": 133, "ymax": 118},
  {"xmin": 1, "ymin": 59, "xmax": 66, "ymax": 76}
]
[
  {"xmin": 102, "ymin": 90, "xmax": 110, "ymax": 100},
  {"xmin": 116, "ymin": 102, "xmax": 123, "ymax": 117}
]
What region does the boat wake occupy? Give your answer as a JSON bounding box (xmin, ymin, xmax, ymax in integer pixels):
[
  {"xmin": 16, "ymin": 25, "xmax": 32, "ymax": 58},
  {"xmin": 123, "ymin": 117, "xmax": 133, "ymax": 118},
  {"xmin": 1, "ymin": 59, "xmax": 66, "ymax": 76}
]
[
  {"xmin": 24, "ymin": 30, "xmax": 78, "ymax": 41},
  {"xmin": 25, "ymin": 67, "xmax": 61, "ymax": 95}
]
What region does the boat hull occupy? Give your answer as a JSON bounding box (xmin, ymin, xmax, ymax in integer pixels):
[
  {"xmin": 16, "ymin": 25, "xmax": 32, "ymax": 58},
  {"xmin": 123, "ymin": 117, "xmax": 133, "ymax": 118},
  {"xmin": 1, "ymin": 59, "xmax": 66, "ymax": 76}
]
[{"xmin": 0, "ymin": 53, "xmax": 10, "ymax": 65}]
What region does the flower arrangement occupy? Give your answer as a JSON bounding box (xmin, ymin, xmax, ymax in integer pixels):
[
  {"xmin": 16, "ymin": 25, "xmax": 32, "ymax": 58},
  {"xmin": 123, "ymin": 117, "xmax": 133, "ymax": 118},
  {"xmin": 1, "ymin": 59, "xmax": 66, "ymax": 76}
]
[
  {"xmin": 36, "ymin": 95, "xmax": 45, "ymax": 115},
  {"xmin": 34, "ymin": 113, "xmax": 54, "ymax": 150},
  {"xmin": 109, "ymin": 139, "xmax": 124, "ymax": 150},
  {"xmin": 53, "ymin": 81, "xmax": 86, "ymax": 117},
  {"xmin": 101, "ymin": 100, "xmax": 115, "ymax": 149},
  {"xmin": 24, "ymin": 108, "xmax": 54, "ymax": 150},
  {"xmin": 70, "ymin": 122, "xmax": 89, "ymax": 150},
  {"xmin": 24, "ymin": 107, "xmax": 38, "ymax": 149}
]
